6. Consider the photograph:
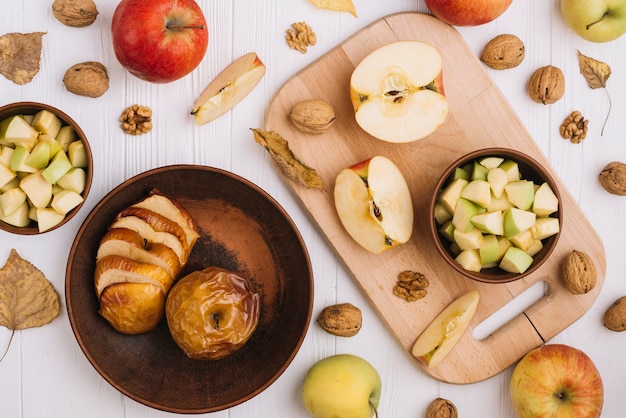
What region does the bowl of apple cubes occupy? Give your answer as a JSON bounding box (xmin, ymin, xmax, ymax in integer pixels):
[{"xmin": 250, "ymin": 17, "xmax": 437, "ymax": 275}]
[
  {"xmin": 430, "ymin": 148, "xmax": 562, "ymax": 284},
  {"xmin": 0, "ymin": 102, "xmax": 92, "ymax": 234}
]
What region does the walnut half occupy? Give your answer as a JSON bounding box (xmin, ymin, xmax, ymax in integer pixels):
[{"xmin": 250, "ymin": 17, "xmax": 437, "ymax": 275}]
[{"xmin": 119, "ymin": 105, "xmax": 153, "ymax": 135}]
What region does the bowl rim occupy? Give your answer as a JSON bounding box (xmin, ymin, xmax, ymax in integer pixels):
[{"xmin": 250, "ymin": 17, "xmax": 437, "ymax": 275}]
[
  {"xmin": 429, "ymin": 147, "xmax": 563, "ymax": 284},
  {"xmin": 0, "ymin": 101, "xmax": 93, "ymax": 235}
]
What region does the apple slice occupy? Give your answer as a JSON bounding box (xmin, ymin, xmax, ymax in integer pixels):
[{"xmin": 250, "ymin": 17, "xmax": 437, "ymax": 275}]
[
  {"xmin": 505, "ymin": 180, "xmax": 535, "ymax": 210},
  {"xmin": 334, "ymin": 155, "xmax": 414, "ymax": 254},
  {"xmin": 0, "ymin": 161, "xmax": 16, "ymax": 189},
  {"xmin": 411, "ymin": 290, "xmax": 480, "ymax": 368},
  {"xmin": 499, "ymin": 247, "xmax": 534, "ymax": 274},
  {"xmin": 0, "ymin": 187, "xmax": 27, "ymax": 216},
  {"xmin": 455, "ymin": 249, "xmax": 482, "ymax": 272},
  {"xmin": 36, "ymin": 208, "xmax": 66, "ymax": 232},
  {"xmin": 0, "ymin": 115, "xmax": 39, "ymax": 151},
  {"xmin": 532, "ymin": 182, "xmax": 559, "ymax": 217},
  {"xmin": 191, "ymin": 52, "xmax": 266, "ymax": 125},
  {"xmin": 31, "ymin": 109, "xmax": 62, "ymax": 138},
  {"xmin": 0, "ymin": 201, "xmax": 30, "ymax": 227},
  {"xmin": 56, "ymin": 168, "xmax": 87, "ymax": 194},
  {"xmin": 19, "ymin": 171, "xmax": 53, "ymax": 208},
  {"xmin": 350, "ymin": 41, "xmax": 449, "ymax": 143}
]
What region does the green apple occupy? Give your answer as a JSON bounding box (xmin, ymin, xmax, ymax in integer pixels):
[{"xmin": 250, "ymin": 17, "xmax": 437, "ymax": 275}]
[
  {"xmin": 561, "ymin": 0, "xmax": 626, "ymax": 43},
  {"xmin": 499, "ymin": 159, "xmax": 520, "ymax": 182},
  {"xmin": 487, "ymin": 167, "xmax": 508, "ymax": 198},
  {"xmin": 0, "ymin": 115, "xmax": 39, "ymax": 151},
  {"xmin": 10, "ymin": 146, "xmax": 38, "ymax": 173},
  {"xmin": 0, "ymin": 145, "xmax": 14, "ymax": 167},
  {"xmin": 438, "ymin": 178, "xmax": 468, "ymax": 214},
  {"xmin": 0, "ymin": 177, "xmax": 19, "ymax": 193},
  {"xmin": 531, "ymin": 217, "xmax": 560, "ymax": 240},
  {"xmin": 453, "ymin": 227, "xmax": 484, "ymax": 251},
  {"xmin": 479, "ymin": 156, "xmax": 504, "ymax": 169},
  {"xmin": 471, "ymin": 210, "xmax": 504, "ymax": 235},
  {"xmin": 525, "ymin": 239, "xmax": 543, "ymax": 256},
  {"xmin": 56, "ymin": 168, "xmax": 87, "ymax": 194},
  {"xmin": 532, "ymin": 182, "xmax": 559, "ymax": 216},
  {"xmin": 455, "ymin": 249, "xmax": 482, "ymax": 272},
  {"xmin": 471, "ymin": 161, "xmax": 488, "ymax": 181},
  {"xmin": 36, "ymin": 208, "xmax": 65, "ymax": 232},
  {"xmin": 42, "ymin": 151, "xmax": 72, "ymax": 184},
  {"xmin": 31, "ymin": 109, "xmax": 62, "ymax": 138},
  {"xmin": 20, "ymin": 171, "xmax": 53, "ymax": 208},
  {"xmin": 55, "ymin": 125, "xmax": 77, "ymax": 151},
  {"xmin": 439, "ymin": 220, "xmax": 455, "ymax": 242},
  {"xmin": 25, "ymin": 140, "xmax": 51, "ymax": 169},
  {"xmin": 509, "ymin": 230, "xmax": 534, "ymax": 251},
  {"xmin": 0, "ymin": 200, "xmax": 30, "ymax": 227},
  {"xmin": 503, "ymin": 208, "xmax": 536, "ymax": 238},
  {"xmin": 452, "ymin": 198, "xmax": 479, "ymax": 232},
  {"xmin": 302, "ymin": 354, "xmax": 381, "ymax": 418},
  {"xmin": 0, "ymin": 187, "xmax": 27, "ymax": 216},
  {"xmin": 499, "ymin": 246, "xmax": 534, "ymax": 273},
  {"xmin": 0, "ymin": 161, "xmax": 16, "ymax": 189},
  {"xmin": 460, "ymin": 179, "xmax": 491, "ymax": 208},
  {"xmin": 453, "ymin": 166, "xmax": 470, "ymax": 181},
  {"xmin": 479, "ymin": 234, "xmax": 501, "ymax": 265},
  {"xmin": 504, "ymin": 180, "xmax": 535, "ymax": 210},
  {"xmin": 434, "ymin": 202, "xmax": 452, "ymax": 225},
  {"xmin": 51, "ymin": 190, "xmax": 84, "ymax": 215},
  {"xmin": 67, "ymin": 140, "xmax": 89, "ymax": 167}
]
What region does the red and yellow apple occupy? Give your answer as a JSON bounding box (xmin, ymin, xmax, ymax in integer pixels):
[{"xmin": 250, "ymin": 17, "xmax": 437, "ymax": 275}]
[
  {"xmin": 191, "ymin": 52, "xmax": 266, "ymax": 125},
  {"xmin": 111, "ymin": 0, "xmax": 209, "ymax": 83},
  {"xmin": 510, "ymin": 344, "xmax": 604, "ymax": 418},
  {"xmin": 334, "ymin": 156, "xmax": 414, "ymax": 254},
  {"xmin": 350, "ymin": 41, "xmax": 448, "ymax": 143},
  {"xmin": 426, "ymin": 0, "xmax": 512, "ymax": 26}
]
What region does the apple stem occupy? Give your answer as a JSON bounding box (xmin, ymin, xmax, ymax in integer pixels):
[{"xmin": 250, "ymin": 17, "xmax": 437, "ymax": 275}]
[
  {"xmin": 166, "ymin": 24, "xmax": 206, "ymax": 31},
  {"xmin": 585, "ymin": 12, "xmax": 608, "ymax": 30}
]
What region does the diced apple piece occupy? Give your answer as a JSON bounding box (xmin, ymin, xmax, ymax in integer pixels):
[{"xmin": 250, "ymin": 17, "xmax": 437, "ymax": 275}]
[
  {"xmin": 525, "ymin": 239, "xmax": 543, "ymax": 256},
  {"xmin": 461, "ymin": 179, "xmax": 491, "ymax": 208},
  {"xmin": 438, "ymin": 178, "xmax": 468, "ymax": 215},
  {"xmin": 25, "ymin": 140, "xmax": 51, "ymax": 169},
  {"xmin": 499, "ymin": 159, "xmax": 521, "ymax": 182},
  {"xmin": 471, "ymin": 210, "xmax": 504, "ymax": 236},
  {"xmin": 532, "ymin": 182, "xmax": 559, "ymax": 217},
  {"xmin": 42, "ymin": 151, "xmax": 72, "ymax": 184},
  {"xmin": 509, "ymin": 229, "xmax": 534, "ymax": 251},
  {"xmin": 38, "ymin": 135, "xmax": 63, "ymax": 159},
  {"xmin": 67, "ymin": 140, "xmax": 88, "ymax": 168},
  {"xmin": 411, "ymin": 290, "xmax": 480, "ymax": 368},
  {"xmin": 499, "ymin": 247, "xmax": 534, "ymax": 274},
  {"xmin": 36, "ymin": 208, "xmax": 65, "ymax": 232},
  {"xmin": 56, "ymin": 168, "xmax": 87, "ymax": 194},
  {"xmin": 531, "ymin": 217, "xmax": 560, "ymax": 240},
  {"xmin": 479, "ymin": 234, "xmax": 501, "ymax": 265},
  {"xmin": 453, "ymin": 227, "xmax": 484, "ymax": 251},
  {"xmin": 10, "ymin": 146, "xmax": 38, "ymax": 174},
  {"xmin": 471, "ymin": 162, "xmax": 488, "ymax": 181},
  {"xmin": 453, "ymin": 167, "xmax": 470, "ymax": 181},
  {"xmin": 0, "ymin": 177, "xmax": 19, "ymax": 193},
  {"xmin": 479, "ymin": 156, "xmax": 504, "ymax": 169},
  {"xmin": 497, "ymin": 236, "xmax": 512, "ymax": 259},
  {"xmin": 19, "ymin": 171, "xmax": 52, "ymax": 208},
  {"xmin": 505, "ymin": 180, "xmax": 535, "ymax": 210},
  {"xmin": 434, "ymin": 202, "xmax": 452, "ymax": 225},
  {"xmin": 0, "ymin": 161, "xmax": 16, "ymax": 189},
  {"xmin": 51, "ymin": 190, "xmax": 84, "ymax": 215},
  {"xmin": 0, "ymin": 201, "xmax": 30, "ymax": 227},
  {"xmin": 503, "ymin": 207, "xmax": 536, "ymax": 238},
  {"xmin": 0, "ymin": 187, "xmax": 27, "ymax": 216},
  {"xmin": 0, "ymin": 115, "xmax": 39, "ymax": 151},
  {"xmin": 456, "ymin": 249, "xmax": 482, "ymax": 272},
  {"xmin": 55, "ymin": 125, "xmax": 77, "ymax": 151},
  {"xmin": 31, "ymin": 109, "xmax": 62, "ymax": 138},
  {"xmin": 439, "ymin": 220, "xmax": 455, "ymax": 242},
  {"xmin": 0, "ymin": 145, "xmax": 14, "ymax": 167},
  {"xmin": 452, "ymin": 198, "xmax": 479, "ymax": 232},
  {"xmin": 487, "ymin": 167, "xmax": 508, "ymax": 199},
  {"xmin": 487, "ymin": 191, "xmax": 514, "ymax": 212},
  {"xmin": 28, "ymin": 204, "xmax": 38, "ymax": 222}
]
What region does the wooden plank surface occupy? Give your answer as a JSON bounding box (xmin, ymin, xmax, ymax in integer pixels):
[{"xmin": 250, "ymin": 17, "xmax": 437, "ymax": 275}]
[{"xmin": 265, "ymin": 12, "xmax": 606, "ymax": 384}]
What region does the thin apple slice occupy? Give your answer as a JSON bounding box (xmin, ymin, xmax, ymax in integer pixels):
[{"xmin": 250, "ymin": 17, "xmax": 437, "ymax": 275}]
[
  {"xmin": 411, "ymin": 290, "xmax": 480, "ymax": 368},
  {"xmin": 191, "ymin": 52, "xmax": 266, "ymax": 125}
]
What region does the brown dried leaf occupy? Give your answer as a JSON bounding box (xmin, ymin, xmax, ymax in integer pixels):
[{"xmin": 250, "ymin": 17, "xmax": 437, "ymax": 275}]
[
  {"xmin": 0, "ymin": 249, "xmax": 60, "ymax": 331},
  {"xmin": 578, "ymin": 50, "xmax": 611, "ymax": 89},
  {"xmin": 308, "ymin": 0, "xmax": 357, "ymax": 17},
  {"xmin": 251, "ymin": 129, "xmax": 324, "ymax": 190},
  {"xmin": 0, "ymin": 32, "xmax": 46, "ymax": 85}
]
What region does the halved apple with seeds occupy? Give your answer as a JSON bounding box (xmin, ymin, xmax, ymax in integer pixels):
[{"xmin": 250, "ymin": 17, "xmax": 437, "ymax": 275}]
[
  {"xmin": 411, "ymin": 290, "xmax": 480, "ymax": 368},
  {"xmin": 350, "ymin": 41, "xmax": 448, "ymax": 143},
  {"xmin": 334, "ymin": 155, "xmax": 413, "ymax": 254}
]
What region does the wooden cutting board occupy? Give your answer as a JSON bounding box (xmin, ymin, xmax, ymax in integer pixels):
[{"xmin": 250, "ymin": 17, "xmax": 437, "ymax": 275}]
[{"xmin": 264, "ymin": 12, "xmax": 606, "ymax": 384}]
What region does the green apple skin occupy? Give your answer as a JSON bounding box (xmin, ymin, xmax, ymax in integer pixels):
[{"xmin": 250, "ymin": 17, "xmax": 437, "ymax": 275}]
[
  {"xmin": 302, "ymin": 354, "xmax": 381, "ymax": 418},
  {"xmin": 510, "ymin": 344, "xmax": 603, "ymax": 418},
  {"xmin": 561, "ymin": 0, "xmax": 626, "ymax": 42}
]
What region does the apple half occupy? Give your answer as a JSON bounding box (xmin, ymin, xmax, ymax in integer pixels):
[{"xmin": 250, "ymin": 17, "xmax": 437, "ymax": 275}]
[
  {"xmin": 191, "ymin": 52, "xmax": 266, "ymax": 125},
  {"xmin": 411, "ymin": 290, "xmax": 480, "ymax": 368},
  {"xmin": 350, "ymin": 41, "xmax": 449, "ymax": 143},
  {"xmin": 334, "ymin": 155, "xmax": 414, "ymax": 254}
]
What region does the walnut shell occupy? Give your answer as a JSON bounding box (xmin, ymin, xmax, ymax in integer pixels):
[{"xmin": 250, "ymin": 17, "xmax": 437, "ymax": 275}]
[
  {"xmin": 317, "ymin": 302, "xmax": 362, "ymax": 337},
  {"xmin": 561, "ymin": 250, "xmax": 597, "ymax": 294},
  {"xmin": 425, "ymin": 398, "xmax": 458, "ymax": 418},
  {"xmin": 480, "ymin": 34, "xmax": 525, "ymax": 70},
  {"xmin": 528, "ymin": 65, "xmax": 565, "ymax": 105},
  {"xmin": 63, "ymin": 61, "xmax": 109, "ymax": 98},
  {"xmin": 52, "ymin": 0, "xmax": 98, "ymax": 27},
  {"xmin": 604, "ymin": 296, "xmax": 626, "ymax": 331},
  {"xmin": 289, "ymin": 99, "xmax": 336, "ymax": 134},
  {"xmin": 599, "ymin": 161, "xmax": 626, "ymax": 196}
]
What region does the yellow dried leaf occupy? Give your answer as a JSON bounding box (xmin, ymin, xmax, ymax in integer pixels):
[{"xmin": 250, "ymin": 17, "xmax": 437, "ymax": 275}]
[
  {"xmin": 577, "ymin": 50, "xmax": 612, "ymax": 135},
  {"xmin": 0, "ymin": 32, "xmax": 46, "ymax": 85},
  {"xmin": 308, "ymin": 0, "xmax": 357, "ymax": 17},
  {"xmin": 251, "ymin": 129, "xmax": 324, "ymax": 190},
  {"xmin": 0, "ymin": 249, "xmax": 60, "ymax": 331}
]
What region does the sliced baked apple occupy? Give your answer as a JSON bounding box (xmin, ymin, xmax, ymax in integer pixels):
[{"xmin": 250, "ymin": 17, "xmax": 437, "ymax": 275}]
[
  {"xmin": 334, "ymin": 155, "xmax": 414, "ymax": 254},
  {"xmin": 98, "ymin": 282, "xmax": 166, "ymax": 335},
  {"xmin": 350, "ymin": 41, "xmax": 448, "ymax": 143},
  {"xmin": 411, "ymin": 290, "xmax": 480, "ymax": 368},
  {"xmin": 94, "ymin": 254, "xmax": 174, "ymax": 297}
]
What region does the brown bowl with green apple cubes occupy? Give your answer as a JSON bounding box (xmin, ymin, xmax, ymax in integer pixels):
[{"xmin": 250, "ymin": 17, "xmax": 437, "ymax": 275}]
[
  {"xmin": 0, "ymin": 102, "xmax": 93, "ymax": 235},
  {"xmin": 430, "ymin": 148, "xmax": 562, "ymax": 284}
]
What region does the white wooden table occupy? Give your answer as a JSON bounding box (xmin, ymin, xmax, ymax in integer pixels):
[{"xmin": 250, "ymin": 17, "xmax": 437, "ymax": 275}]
[{"xmin": 2, "ymin": 1, "xmax": 625, "ymax": 417}]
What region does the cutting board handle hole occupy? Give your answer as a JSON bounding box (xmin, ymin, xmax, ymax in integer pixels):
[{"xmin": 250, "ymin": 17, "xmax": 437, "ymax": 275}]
[{"xmin": 473, "ymin": 280, "xmax": 547, "ymax": 341}]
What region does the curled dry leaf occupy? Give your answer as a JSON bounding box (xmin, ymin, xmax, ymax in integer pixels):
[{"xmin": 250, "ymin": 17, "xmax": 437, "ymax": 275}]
[
  {"xmin": 0, "ymin": 249, "xmax": 60, "ymax": 361},
  {"xmin": 578, "ymin": 50, "xmax": 612, "ymax": 135},
  {"xmin": 251, "ymin": 129, "xmax": 324, "ymax": 190},
  {"xmin": 0, "ymin": 32, "xmax": 46, "ymax": 85},
  {"xmin": 308, "ymin": 0, "xmax": 357, "ymax": 17}
]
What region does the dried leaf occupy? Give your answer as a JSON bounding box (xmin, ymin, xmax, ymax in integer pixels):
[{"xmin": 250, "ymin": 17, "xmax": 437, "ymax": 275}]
[
  {"xmin": 0, "ymin": 249, "xmax": 60, "ymax": 331},
  {"xmin": 308, "ymin": 0, "xmax": 357, "ymax": 17},
  {"xmin": 251, "ymin": 129, "xmax": 324, "ymax": 190},
  {"xmin": 577, "ymin": 50, "xmax": 612, "ymax": 135},
  {"xmin": 0, "ymin": 32, "xmax": 46, "ymax": 85}
]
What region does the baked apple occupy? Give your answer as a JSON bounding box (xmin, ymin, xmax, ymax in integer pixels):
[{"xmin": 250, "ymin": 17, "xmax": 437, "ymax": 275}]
[
  {"xmin": 98, "ymin": 282, "xmax": 166, "ymax": 334},
  {"xmin": 165, "ymin": 266, "xmax": 260, "ymax": 360}
]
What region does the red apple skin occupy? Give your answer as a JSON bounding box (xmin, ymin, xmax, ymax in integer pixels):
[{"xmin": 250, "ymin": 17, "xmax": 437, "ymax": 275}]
[
  {"xmin": 510, "ymin": 344, "xmax": 603, "ymax": 418},
  {"xmin": 425, "ymin": 0, "xmax": 512, "ymax": 26},
  {"xmin": 111, "ymin": 0, "xmax": 209, "ymax": 83}
]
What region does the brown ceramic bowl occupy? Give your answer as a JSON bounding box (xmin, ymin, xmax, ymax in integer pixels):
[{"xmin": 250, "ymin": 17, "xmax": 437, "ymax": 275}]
[
  {"xmin": 66, "ymin": 165, "xmax": 313, "ymax": 413},
  {"xmin": 0, "ymin": 102, "xmax": 93, "ymax": 234},
  {"xmin": 429, "ymin": 148, "xmax": 562, "ymax": 284}
]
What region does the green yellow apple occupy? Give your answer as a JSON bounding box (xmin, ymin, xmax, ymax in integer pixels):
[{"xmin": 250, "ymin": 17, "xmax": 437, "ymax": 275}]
[
  {"xmin": 561, "ymin": 0, "xmax": 626, "ymax": 43},
  {"xmin": 302, "ymin": 354, "xmax": 381, "ymax": 418}
]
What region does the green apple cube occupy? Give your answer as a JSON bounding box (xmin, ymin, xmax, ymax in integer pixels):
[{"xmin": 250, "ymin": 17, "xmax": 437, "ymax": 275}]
[
  {"xmin": 471, "ymin": 210, "xmax": 504, "ymax": 235},
  {"xmin": 487, "ymin": 191, "xmax": 514, "ymax": 212},
  {"xmin": 1, "ymin": 177, "xmax": 19, "ymax": 193},
  {"xmin": 499, "ymin": 159, "xmax": 521, "ymax": 182},
  {"xmin": 497, "ymin": 236, "xmax": 512, "ymax": 259},
  {"xmin": 55, "ymin": 125, "xmax": 77, "ymax": 151},
  {"xmin": 42, "ymin": 151, "xmax": 72, "ymax": 184},
  {"xmin": 455, "ymin": 249, "xmax": 482, "ymax": 272},
  {"xmin": 439, "ymin": 220, "xmax": 455, "ymax": 242},
  {"xmin": 504, "ymin": 180, "xmax": 535, "ymax": 210},
  {"xmin": 0, "ymin": 201, "xmax": 30, "ymax": 227},
  {"xmin": 438, "ymin": 178, "xmax": 468, "ymax": 214},
  {"xmin": 38, "ymin": 135, "xmax": 63, "ymax": 159},
  {"xmin": 56, "ymin": 168, "xmax": 86, "ymax": 194},
  {"xmin": 51, "ymin": 190, "xmax": 83, "ymax": 215},
  {"xmin": 10, "ymin": 146, "xmax": 38, "ymax": 174},
  {"xmin": 0, "ymin": 161, "xmax": 16, "ymax": 189},
  {"xmin": 434, "ymin": 202, "xmax": 452, "ymax": 224},
  {"xmin": 471, "ymin": 161, "xmax": 488, "ymax": 180},
  {"xmin": 532, "ymin": 182, "xmax": 559, "ymax": 216},
  {"xmin": 28, "ymin": 204, "xmax": 38, "ymax": 222},
  {"xmin": 31, "ymin": 109, "xmax": 62, "ymax": 138},
  {"xmin": 479, "ymin": 156, "xmax": 504, "ymax": 169},
  {"xmin": 453, "ymin": 227, "xmax": 484, "ymax": 251},
  {"xmin": 503, "ymin": 207, "xmax": 536, "ymax": 238},
  {"xmin": 453, "ymin": 167, "xmax": 470, "ymax": 181},
  {"xmin": 36, "ymin": 208, "xmax": 65, "ymax": 232},
  {"xmin": 0, "ymin": 187, "xmax": 27, "ymax": 216},
  {"xmin": 487, "ymin": 167, "xmax": 508, "ymax": 198},
  {"xmin": 461, "ymin": 179, "xmax": 491, "ymax": 208},
  {"xmin": 452, "ymin": 197, "xmax": 479, "ymax": 232},
  {"xmin": 525, "ymin": 239, "xmax": 543, "ymax": 256},
  {"xmin": 509, "ymin": 229, "xmax": 534, "ymax": 251},
  {"xmin": 19, "ymin": 171, "xmax": 52, "ymax": 208},
  {"xmin": 0, "ymin": 145, "xmax": 14, "ymax": 167},
  {"xmin": 479, "ymin": 234, "xmax": 501, "ymax": 265},
  {"xmin": 499, "ymin": 246, "xmax": 534, "ymax": 274},
  {"xmin": 531, "ymin": 217, "xmax": 560, "ymax": 240},
  {"xmin": 68, "ymin": 140, "xmax": 88, "ymax": 168},
  {"xmin": 25, "ymin": 140, "xmax": 51, "ymax": 169},
  {"xmin": 0, "ymin": 115, "xmax": 39, "ymax": 151}
]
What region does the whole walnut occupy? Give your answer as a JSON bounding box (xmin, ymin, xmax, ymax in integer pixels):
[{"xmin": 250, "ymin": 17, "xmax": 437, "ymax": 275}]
[
  {"xmin": 52, "ymin": 0, "xmax": 98, "ymax": 27},
  {"xmin": 317, "ymin": 303, "xmax": 362, "ymax": 337},
  {"xmin": 63, "ymin": 61, "xmax": 109, "ymax": 98},
  {"xmin": 604, "ymin": 296, "xmax": 626, "ymax": 332},
  {"xmin": 528, "ymin": 65, "xmax": 565, "ymax": 105},
  {"xmin": 480, "ymin": 34, "xmax": 525, "ymax": 70},
  {"xmin": 599, "ymin": 161, "xmax": 626, "ymax": 196},
  {"xmin": 561, "ymin": 250, "xmax": 596, "ymax": 294}
]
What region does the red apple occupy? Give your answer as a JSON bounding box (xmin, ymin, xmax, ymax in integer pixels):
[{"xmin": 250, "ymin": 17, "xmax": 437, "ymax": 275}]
[
  {"xmin": 510, "ymin": 344, "xmax": 603, "ymax": 418},
  {"xmin": 111, "ymin": 0, "xmax": 209, "ymax": 83},
  {"xmin": 425, "ymin": 0, "xmax": 512, "ymax": 26}
]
